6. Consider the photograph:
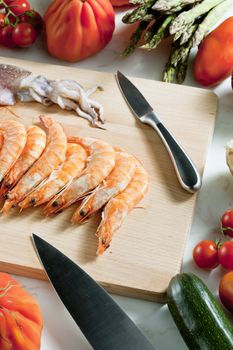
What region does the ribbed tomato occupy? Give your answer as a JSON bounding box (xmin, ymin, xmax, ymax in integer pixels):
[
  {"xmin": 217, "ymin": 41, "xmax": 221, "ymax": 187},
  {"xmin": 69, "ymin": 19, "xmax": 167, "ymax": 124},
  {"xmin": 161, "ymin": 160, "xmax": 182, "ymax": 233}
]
[
  {"xmin": 110, "ymin": 0, "xmax": 131, "ymax": 6},
  {"xmin": 44, "ymin": 0, "xmax": 115, "ymax": 62},
  {"xmin": 0, "ymin": 272, "xmax": 43, "ymax": 350}
]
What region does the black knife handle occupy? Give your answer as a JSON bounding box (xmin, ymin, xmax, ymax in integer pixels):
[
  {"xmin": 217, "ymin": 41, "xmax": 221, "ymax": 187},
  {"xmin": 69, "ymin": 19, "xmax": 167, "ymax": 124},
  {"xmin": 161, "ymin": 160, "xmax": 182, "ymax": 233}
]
[{"xmin": 142, "ymin": 113, "xmax": 202, "ymax": 193}]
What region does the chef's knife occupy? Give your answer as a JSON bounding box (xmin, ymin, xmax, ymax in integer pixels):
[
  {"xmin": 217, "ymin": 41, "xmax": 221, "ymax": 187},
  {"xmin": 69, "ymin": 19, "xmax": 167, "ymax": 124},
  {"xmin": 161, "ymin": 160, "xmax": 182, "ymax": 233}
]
[
  {"xmin": 116, "ymin": 71, "xmax": 202, "ymax": 193},
  {"xmin": 32, "ymin": 234, "xmax": 155, "ymax": 350}
]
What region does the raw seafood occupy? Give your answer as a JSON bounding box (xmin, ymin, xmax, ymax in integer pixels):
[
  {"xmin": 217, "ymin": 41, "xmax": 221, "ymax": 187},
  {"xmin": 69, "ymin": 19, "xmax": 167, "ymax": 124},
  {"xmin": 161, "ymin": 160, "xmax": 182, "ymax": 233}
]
[
  {"xmin": 71, "ymin": 150, "xmax": 136, "ymax": 223},
  {"xmin": 0, "ymin": 119, "xmax": 27, "ymax": 182},
  {"xmin": 0, "ymin": 125, "xmax": 46, "ymax": 196},
  {"xmin": 96, "ymin": 160, "xmax": 149, "ymax": 254},
  {"xmin": 19, "ymin": 143, "xmax": 87, "ymax": 209},
  {"xmin": 0, "ymin": 64, "xmax": 104, "ymax": 127},
  {"xmin": 2, "ymin": 116, "xmax": 67, "ymax": 213},
  {"xmin": 43, "ymin": 136, "xmax": 116, "ymax": 216}
]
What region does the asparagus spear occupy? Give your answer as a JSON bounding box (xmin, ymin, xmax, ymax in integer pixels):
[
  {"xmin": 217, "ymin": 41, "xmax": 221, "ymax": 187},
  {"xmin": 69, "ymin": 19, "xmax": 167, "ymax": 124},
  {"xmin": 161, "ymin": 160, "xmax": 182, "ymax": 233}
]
[
  {"xmin": 179, "ymin": 23, "xmax": 197, "ymax": 44},
  {"xmin": 123, "ymin": 21, "xmax": 149, "ymax": 56},
  {"xmin": 141, "ymin": 15, "xmax": 174, "ymax": 49},
  {"xmin": 163, "ymin": 64, "xmax": 177, "ymax": 83},
  {"xmin": 176, "ymin": 47, "xmax": 191, "ymax": 83},
  {"xmin": 169, "ymin": 0, "xmax": 225, "ymax": 34},
  {"xmin": 191, "ymin": 0, "xmax": 233, "ymax": 47},
  {"xmin": 122, "ymin": 0, "xmax": 156, "ymax": 24},
  {"xmin": 153, "ymin": 0, "xmax": 200, "ymax": 12}
]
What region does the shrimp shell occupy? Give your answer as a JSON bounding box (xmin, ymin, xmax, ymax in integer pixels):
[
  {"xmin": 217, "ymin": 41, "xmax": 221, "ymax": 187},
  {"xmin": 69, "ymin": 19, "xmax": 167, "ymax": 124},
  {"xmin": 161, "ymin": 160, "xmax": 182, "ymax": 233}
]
[
  {"xmin": 2, "ymin": 116, "xmax": 67, "ymax": 213},
  {"xmin": 0, "ymin": 120, "xmax": 27, "ymax": 182},
  {"xmin": 19, "ymin": 143, "xmax": 87, "ymax": 209},
  {"xmin": 96, "ymin": 160, "xmax": 149, "ymax": 255},
  {"xmin": 43, "ymin": 136, "xmax": 115, "ymax": 216},
  {"xmin": 0, "ymin": 125, "xmax": 46, "ymax": 196},
  {"xmin": 71, "ymin": 150, "xmax": 136, "ymax": 224}
]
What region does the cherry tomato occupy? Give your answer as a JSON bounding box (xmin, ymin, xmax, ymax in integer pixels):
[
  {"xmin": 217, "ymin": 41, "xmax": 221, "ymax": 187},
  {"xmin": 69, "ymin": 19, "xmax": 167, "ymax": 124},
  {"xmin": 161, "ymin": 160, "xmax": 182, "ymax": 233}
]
[
  {"xmin": 0, "ymin": 13, "xmax": 5, "ymax": 27},
  {"xmin": 12, "ymin": 22, "xmax": 36, "ymax": 47},
  {"xmin": 9, "ymin": 0, "xmax": 30, "ymax": 16},
  {"xmin": 218, "ymin": 241, "xmax": 233, "ymax": 270},
  {"xmin": 19, "ymin": 10, "xmax": 43, "ymax": 34},
  {"xmin": 219, "ymin": 271, "xmax": 233, "ymax": 314},
  {"xmin": 0, "ymin": 25, "xmax": 16, "ymax": 48},
  {"xmin": 221, "ymin": 209, "xmax": 233, "ymax": 238},
  {"xmin": 193, "ymin": 240, "xmax": 219, "ymax": 269}
]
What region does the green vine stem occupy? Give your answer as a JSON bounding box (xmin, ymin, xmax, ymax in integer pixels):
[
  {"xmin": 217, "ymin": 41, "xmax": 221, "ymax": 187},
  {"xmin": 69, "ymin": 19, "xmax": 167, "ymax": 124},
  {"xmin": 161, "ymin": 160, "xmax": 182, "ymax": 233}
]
[{"xmin": 0, "ymin": 0, "xmax": 20, "ymax": 26}]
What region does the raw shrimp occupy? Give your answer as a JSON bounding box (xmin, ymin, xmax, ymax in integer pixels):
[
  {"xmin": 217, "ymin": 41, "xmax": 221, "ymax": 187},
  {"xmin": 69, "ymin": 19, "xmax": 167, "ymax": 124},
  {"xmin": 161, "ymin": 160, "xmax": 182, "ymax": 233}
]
[
  {"xmin": 71, "ymin": 151, "xmax": 136, "ymax": 224},
  {"xmin": 0, "ymin": 120, "xmax": 27, "ymax": 183},
  {"xmin": 2, "ymin": 116, "xmax": 67, "ymax": 213},
  {"xmin": 43, "ymin": 136, "xmax": 115, "ymax": 216},
  {"xmin": 0, "ymin": 125, "xmax": 46, "ymax": 196},
  {"xmin": 96, "ymin": 160, "xmax": 149, "ymax": 255},
  {"xmin": 19, "ymin": 143, "xmax": 87, "ymax": 209}
]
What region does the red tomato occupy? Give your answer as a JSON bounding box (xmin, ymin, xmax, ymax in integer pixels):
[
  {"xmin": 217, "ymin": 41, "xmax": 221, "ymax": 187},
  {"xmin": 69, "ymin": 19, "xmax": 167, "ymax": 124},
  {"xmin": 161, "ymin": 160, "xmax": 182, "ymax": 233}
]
[
  {"xmin": 193, "ymin": 240, "xmax": 219, "ymax": 269},
  {"xmin": 219, "ymin": 271, "xmax": 233, "ymax": 314},
  {"xmin": 221, "ymin": 209, "xmax": 233, "ymax": 238},
  {"xmin": 12, "ymin": 22, "xmax": 36, "ymax": 47},
  {"xmin": 194, "ymin": 17, "xmax": 233, "ymax": 86},
  {"xmin": 0, "ymin": 13, "xmax": 5, "ymax": 27},
  {"xmin": 0, "ymin": 272, "xmax": 43, "ymax": 349},
  {"xmin": 8, "ymin": 0, "xmax": 30, "ymax": 16},
  {"xmin": 0, "ymin": 25, "xmax": 16, "ymax": 47},
  {"xmin": 218, "ymin": 241, "xmax": 233, "ymax": 270},
  {"xmin": 20, "ymin": 10, "xmax": 43, "ymax": 34}
]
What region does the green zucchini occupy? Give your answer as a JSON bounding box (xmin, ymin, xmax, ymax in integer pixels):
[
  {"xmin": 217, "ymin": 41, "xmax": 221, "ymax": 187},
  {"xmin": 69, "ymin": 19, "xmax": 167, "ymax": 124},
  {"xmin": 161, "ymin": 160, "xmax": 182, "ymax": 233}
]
[{"xmin": 167, "ymin": 272, "xmax": 233, "ymax": 350}]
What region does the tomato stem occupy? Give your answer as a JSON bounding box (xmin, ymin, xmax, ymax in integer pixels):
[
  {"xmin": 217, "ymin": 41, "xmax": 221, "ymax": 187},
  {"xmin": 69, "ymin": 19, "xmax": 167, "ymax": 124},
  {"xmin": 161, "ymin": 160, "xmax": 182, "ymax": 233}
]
[{"xmin": 0, "ymin": 0, "xmax": 19, "ymax": 26}]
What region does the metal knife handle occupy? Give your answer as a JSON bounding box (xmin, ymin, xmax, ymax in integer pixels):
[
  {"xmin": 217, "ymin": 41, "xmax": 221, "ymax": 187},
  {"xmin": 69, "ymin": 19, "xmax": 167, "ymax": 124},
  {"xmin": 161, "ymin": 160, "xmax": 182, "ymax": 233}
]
[{"xmin": 142, "ymin": 112, "xmax": 202, "ymax": 193}]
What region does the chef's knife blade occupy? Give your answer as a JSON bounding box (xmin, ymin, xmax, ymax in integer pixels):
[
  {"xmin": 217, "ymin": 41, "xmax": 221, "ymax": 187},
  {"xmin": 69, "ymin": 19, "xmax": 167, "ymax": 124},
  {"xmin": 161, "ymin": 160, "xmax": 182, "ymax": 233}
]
[
  {"xmin": 32, "ymin": 234, "xmax": 155, "ymax": 350},
  {"xmin": 116, "ymin": 71, "xmax": 202, "ymax": 193}
]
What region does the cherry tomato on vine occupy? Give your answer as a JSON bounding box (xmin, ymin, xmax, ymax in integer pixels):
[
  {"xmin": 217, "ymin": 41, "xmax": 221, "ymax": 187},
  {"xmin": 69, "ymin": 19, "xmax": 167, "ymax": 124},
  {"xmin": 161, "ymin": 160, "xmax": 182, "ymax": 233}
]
[
  {"xmin": 9, "ymin": 0, "xmax": 30, "ymax": 16},
  {"xmin": 219, "ymin": 271, "xmax": 233, "ymax": 314},
  {"xmin": 20, "ymin": 10, "xmax": 43, "ymax": 34},
  {"xmin": 12, "ymin": 22, "xmax": 36, "ymax": 47},
  {"xmin": 221, "ymin": 209, "xmax": 233, "ymax": 238},
  {"xmin": 193, "ymin": 240, "xmax": 219, "ymax": 269},
  {"xmin": 0, "ymin": 25, "xmax": 16, "ymax": 48},
  {"xmin": 218, "ymin": 241, "xmax": 233, "ymax": 270},
  {"xmin": 0, "ymin": 13, "xmax": 6, "ymax": 27}
]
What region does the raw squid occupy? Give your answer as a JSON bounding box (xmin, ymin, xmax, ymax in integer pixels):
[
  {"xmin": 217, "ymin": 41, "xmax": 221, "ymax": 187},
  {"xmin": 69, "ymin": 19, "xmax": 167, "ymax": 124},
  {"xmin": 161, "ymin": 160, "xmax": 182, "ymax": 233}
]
[{"xmin": 0, "ymin": 64, "xmax": 104, "ymax": 128}]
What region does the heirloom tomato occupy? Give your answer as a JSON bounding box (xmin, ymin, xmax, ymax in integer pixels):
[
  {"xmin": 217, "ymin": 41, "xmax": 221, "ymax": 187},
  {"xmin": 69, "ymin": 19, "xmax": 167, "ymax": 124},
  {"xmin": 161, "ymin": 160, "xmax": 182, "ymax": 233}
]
[
  {"xmin": 110, "ymin": 0, "xmax": 131, "ymax": 6},
  {"xmin": 194, "ymin": 17, "xmax": 233, "ymax": 87},
  {"xmin": 44, "ymin": 0, "xmax": 115, "ymax": 62},
  {"xmin": 0, "ymin": 272, "xmax": 43, "ymax": 350}
]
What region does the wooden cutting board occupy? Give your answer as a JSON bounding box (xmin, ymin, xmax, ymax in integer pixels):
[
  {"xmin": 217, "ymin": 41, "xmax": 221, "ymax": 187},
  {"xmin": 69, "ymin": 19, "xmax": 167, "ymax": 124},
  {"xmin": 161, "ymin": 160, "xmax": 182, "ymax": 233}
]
[{"xmin": 0, "ymin": 57, "xmax": 217, "ymax": 302}]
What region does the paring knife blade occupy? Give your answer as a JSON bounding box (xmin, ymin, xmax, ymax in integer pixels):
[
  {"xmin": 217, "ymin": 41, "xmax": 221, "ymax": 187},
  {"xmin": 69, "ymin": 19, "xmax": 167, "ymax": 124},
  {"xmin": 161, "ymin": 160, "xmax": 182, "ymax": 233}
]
[
  {"xmin": 116, "ymin": 71, "xmax": 202, "ymax": 193},
  {"xmin": 32, "ymin": 234, "xmax": 155, "ymax": 350}
]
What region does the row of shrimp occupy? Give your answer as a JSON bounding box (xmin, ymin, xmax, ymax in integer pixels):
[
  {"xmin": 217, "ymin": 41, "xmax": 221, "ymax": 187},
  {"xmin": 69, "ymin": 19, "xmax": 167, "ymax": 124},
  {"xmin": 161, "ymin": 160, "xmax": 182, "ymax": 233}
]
[{"xmin": 0, "ymin": 116, "xmax": 149, "ymax": 254}]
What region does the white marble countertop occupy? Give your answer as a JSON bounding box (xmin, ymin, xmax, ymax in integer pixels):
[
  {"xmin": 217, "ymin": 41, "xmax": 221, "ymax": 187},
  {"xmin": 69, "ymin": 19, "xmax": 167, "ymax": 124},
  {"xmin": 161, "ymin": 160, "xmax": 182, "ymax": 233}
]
[{"xmin": 1, "ymin": 2, "xmax": 233, "ymax": 349}]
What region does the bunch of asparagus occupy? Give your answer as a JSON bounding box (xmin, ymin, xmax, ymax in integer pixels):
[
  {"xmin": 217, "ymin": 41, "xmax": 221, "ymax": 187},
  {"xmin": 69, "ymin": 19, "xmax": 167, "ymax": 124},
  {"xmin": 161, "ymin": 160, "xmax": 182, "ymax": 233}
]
[{"xmin": 123, "ymin": 0, "xmax": 233, "ymax": 83}]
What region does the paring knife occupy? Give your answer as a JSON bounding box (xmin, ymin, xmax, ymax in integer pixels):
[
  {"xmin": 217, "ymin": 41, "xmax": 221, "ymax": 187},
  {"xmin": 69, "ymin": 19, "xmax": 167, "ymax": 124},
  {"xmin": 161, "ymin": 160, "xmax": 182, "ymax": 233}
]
[
  {"xmin": 32, "ymin": 234, "xmax": 155, "ymax": 350},
  {"xmin": 116, "ymin": 71, "xmax": 202, "ymax": 193}
]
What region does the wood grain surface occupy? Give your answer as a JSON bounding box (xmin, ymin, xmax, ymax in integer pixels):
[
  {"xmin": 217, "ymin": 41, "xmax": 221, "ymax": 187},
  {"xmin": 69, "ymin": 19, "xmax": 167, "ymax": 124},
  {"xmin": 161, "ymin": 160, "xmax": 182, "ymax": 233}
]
[{"xmin": 0, "ymin": 57, "xmax": 218, "ymax": 302}]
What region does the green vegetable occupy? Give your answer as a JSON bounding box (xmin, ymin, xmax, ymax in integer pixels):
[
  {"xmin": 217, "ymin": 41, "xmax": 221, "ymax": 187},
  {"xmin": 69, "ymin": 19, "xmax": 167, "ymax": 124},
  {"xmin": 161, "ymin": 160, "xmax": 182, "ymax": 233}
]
[
  {"xmin": 167, "ymin": 273, "xmax": 233, "ymax": 350},
  {"xmin": 191, "ymin": 0, "xmax": 233, "ymax": 46},
  {"xmin": 123, "ymin": 0, "xmax": 232, "ymax": 83},
  {"xmin": 152, "ymin": 0, "xmax": 201, "ymax": 13},
  {"xmin": 169, "ymin": 0, "xmax": 225, "ymax": 34}
]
